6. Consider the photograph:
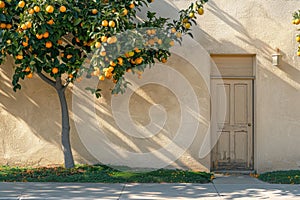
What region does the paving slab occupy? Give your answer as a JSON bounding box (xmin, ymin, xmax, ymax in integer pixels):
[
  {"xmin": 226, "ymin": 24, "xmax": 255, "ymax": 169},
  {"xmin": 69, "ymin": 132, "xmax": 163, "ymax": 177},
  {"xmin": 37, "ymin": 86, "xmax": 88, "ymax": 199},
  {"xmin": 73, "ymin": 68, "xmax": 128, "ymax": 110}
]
[
  {"xmin": 0, "ymin": 183, "xmax": 125, "ymax": 200},
  {"xmin": 119, "ymin": 183, "xmax": 220, "ymax": 200},
  {"xmin": 213, "ymin": 174, "xmax": 265, "ymax": 185},
  {"xmin": 0, "ymin": 182, "xmax": 26, "ymax": 200},
  {"xmin": 214, "ymin": 184, "xmax": 300, "ymax": 200},
  {"xmin": 213, "ymin": 174, "xmax": 300, "ymax": 200}
]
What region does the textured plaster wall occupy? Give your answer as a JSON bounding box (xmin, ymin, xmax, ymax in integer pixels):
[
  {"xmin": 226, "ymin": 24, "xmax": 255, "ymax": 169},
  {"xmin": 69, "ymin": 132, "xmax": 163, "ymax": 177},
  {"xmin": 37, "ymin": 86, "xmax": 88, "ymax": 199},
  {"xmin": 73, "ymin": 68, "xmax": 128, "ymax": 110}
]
[
  {"xmin": 0, "ymin": 57, "xmax": 98, "ymax": 167},
  {"xmin": 1, "ymin": 0, "xmax": 300, "ymax": 172}
]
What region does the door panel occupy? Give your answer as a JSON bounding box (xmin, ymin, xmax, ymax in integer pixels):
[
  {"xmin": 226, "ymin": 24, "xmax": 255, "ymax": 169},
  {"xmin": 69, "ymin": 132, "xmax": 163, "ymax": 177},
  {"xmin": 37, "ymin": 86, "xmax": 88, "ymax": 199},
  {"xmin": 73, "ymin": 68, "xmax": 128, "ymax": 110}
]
[{"xmin": 212, "ymin": 79, "xmax": 253, "ymax": 170}]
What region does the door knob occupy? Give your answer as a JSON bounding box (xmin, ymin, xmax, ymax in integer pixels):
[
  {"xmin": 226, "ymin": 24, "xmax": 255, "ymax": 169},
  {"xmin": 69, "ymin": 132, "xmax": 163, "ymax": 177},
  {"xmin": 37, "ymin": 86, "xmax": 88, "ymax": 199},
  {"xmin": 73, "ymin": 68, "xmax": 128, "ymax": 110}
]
[{"xmin": 248, "ymin": 123, "xmax": 252, "ymax": 127}]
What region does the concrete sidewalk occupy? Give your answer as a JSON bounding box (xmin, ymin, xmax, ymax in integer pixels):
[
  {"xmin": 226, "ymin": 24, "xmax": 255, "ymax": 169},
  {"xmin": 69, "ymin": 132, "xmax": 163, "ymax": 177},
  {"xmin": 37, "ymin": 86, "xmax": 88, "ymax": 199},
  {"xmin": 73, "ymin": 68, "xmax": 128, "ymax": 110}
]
[{"xmin": 0, "ymin": 175, "xmax": 300, "ymax": 199}]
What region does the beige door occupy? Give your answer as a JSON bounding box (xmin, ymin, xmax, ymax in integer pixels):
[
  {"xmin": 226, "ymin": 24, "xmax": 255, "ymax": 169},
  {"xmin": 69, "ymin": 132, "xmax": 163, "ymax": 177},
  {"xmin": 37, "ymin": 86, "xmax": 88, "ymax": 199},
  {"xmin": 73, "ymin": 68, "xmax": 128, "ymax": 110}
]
[{"xmin": 211, "ymin": 79, "xmax": 253, "ymax": 170}]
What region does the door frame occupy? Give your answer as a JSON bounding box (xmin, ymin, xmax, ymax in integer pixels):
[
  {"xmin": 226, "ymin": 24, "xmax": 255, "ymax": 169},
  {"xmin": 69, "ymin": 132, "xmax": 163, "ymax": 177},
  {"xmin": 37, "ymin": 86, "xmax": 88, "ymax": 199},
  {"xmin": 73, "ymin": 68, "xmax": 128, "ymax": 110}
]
[{"xmin": 210, "ymin": 55, "xmax": 256, "ymax": 172}]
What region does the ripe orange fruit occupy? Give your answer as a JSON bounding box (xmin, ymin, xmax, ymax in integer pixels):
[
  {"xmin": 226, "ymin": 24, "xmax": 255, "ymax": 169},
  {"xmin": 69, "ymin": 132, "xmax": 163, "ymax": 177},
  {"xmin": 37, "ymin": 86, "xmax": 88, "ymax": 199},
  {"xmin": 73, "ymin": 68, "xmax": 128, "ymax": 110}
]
[
  {"xmin": 6, "ymin": 24, "xmax": 12, "ymax": 29},
  {"xmin": 161, "ymin": 58, "xmax": 167, "ymax": 63},
  {"xmin": 171, "ymin": 27, "xmax": 176, "ymax": 33},
  {"xmin": 45, "ymin": 41, "xmax": 52, "ymax": 48},
  {"xmin": 57, "ymin": 39, "xmax": 63, "ymax": 45},
  {"xmin": 128, "ymin": 51, "xmax": 134, "ymax": 57},
  {"xmin": 157, "ymin": 39, "xmax": 162, "ymax": 45},
  {"xmin": 110, "ymin": 61, "xmax": 117, "ymax": 67},
  {"xmin": 0, "ymin": 1, "xmax": 5, "ymax": 8},
  {"xmin": 27, "ymin": 73, "xmax": 33, "ymax": 79},
  {"xmin": 169, "ymin": 40, "xmax": 175, "ymax": 46},
  {"xmin": 47, "ymin": 19, "xmax": 54, "ymax": 25},
  {"xmin": 109, "ymin": 20, "xmax": 115, "ymax": 27},
  {"xmin": 108, "ymin": 66, "xmax": 114, "ymax": 72},
  {"xmin": 59, "ymin": 5, "xmax": 66, "ymax": 13},
  {"xmin": 146, "ymin": 29, "xmax": 152, "ymax": 35},
  {"xmin": 130, "ymin": 59, "xmax": 135, "ymax": 64},
  {"xmin": 134, "ymin": 47, "xmax": 141, "ymax": 53},
  {"xmin": 92, "ymin": 9, "xmax": 98, "ymax": 14},
  {"xmin": 105, "ymin": 71, "xmax": 112, "ymax": 78},
  {"xmin": 102, "ymin": 20, "xmax": 108, "ymax": 27},
  {"xmin": 68, "ymin": 74, "xmax": 73, "ymax": 79},
  {"xmin": 25, "ymin": 21, "xmax": 32, "ymax": 29},
  {"xmin": 67, "ymin": 54, "xmax": 73, "ymax": 59},
  {"xmin": 148, "ymin": 39, "xmax": 155, "ymax": 46},
  {"xmin": 16, "ymin": 55, "xmax": 23, "ymax": 60},
  {"xmin": 129, "ymin": 3, "xmax": 135, "ymax": 9},
  {"xmin": 297, "ymin": 51, "xmax": 300, "ymax": 56},
  {"xmin": 95, "ymin": 41, "xmax": 101, "ymax": 48},
  {"xmin": 43, "ymin": 32, "xmax": 49, "ymax": 38},
  {"xmin": 46, "ymin": 5, "xmax": 54, "ymax": 13},
  {"xmin": 100, "ymin": 51, "xmax": 106, "ymax": 57},
  {"xmin": 184, "ymin": 22, "xmax": 191, "ymax": 29},
  {"xmin": 189, "ymin": 12, "xmax": 195, "ymax": 18},
  {"xmin": 135, "ymin": 57, "xmax": 143, "ymax": 65},
  {"xmin": 101, "ymin": 36, "xmax": 108, "ymax": 42},
  {"xmin": 197, "ymin": 7, "xmax": 204, "ymax": 15},
  {"xmin": 117, "ymin": 57, "xmax": 123, "ymax": 65},
  {"xmin": 21, "ymin": 24, "xmax": 27, "ymax": 30},
  {"xmin": 107, "ymin": 37, "xmax": 114, "ymax": 44},
  {"xmin": 24, "ymin": 67, "xmax": 31, "ymax": 72},
  {"xmin": 295, "ymin": 19, "xmax": 300, "ymax": 25},
  {"xmin": 176, "ymin": 32, "xmax": 182, "ymax": 38},
  {"xmin": 112, "ymin": 36, "xmax": 117, "ymax": 43},
  {"xmin": 33, "ymin": 6, "xmax": 40, "ymax": 12},
  {"xmin": 99, "ymin": 75, "xmax": 105, "ymax": 81},
  {"xmin": 18, "ymin": 1, "xmax": 25, "ymax": 8},
  {"xmin": 182, "ymin": 18, "xmax": 189, "ymax": 23},
  {"xmin": 122, "ymin": 8, "xmax": 128, "ymax": 16},
  {"xmin": 0, "ymin": 23, "xmax": 6, "ymax": 29},
  {"xmin": 52, "ymin": 67, "xmax": 58, "ymax": 74},
  {"xmin": 22, "ymin": 41, "xmax": 28, "ymax": 47},
  {"xmin": 36, "ymin": 33, "xmax": 43, "ymax": 39},
  {"xmin": 296, "ymin": 36, "xmax": 300, "ymax": 42},
  {"xmin": 28, "ymin": 8, "xmax": 34, "ymax": 14}
]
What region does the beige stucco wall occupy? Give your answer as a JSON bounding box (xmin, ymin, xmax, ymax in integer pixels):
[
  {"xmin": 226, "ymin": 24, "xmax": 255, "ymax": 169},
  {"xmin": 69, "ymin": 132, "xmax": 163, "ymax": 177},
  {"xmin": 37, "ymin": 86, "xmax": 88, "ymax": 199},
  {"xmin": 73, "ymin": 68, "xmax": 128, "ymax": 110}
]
[
  {"xmin": 1, "ymin": 0, "xmax": 300, "ymax": 173},
  {"xmin": 187, "ymin": 0, "xmax": 300, "ymax": 173}
]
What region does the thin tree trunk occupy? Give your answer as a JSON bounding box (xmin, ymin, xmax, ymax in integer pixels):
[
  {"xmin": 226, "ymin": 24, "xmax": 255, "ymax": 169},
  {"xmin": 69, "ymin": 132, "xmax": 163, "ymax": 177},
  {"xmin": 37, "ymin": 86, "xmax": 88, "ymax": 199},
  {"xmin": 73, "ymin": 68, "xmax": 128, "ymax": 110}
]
[
  {"xmin": 56, "ymin": 87, "xmax": 75, "ymax": 169},
  {"xmin": 37, "ymin": 72, "xmax": 75, "ymax": 168}
]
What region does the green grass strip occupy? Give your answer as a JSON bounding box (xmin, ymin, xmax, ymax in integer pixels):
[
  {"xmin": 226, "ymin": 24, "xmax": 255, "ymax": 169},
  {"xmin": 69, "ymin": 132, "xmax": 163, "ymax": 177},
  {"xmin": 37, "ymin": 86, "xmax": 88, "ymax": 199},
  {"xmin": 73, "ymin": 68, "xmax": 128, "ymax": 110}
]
[
  {"xmin": 259, "ymin": 170, "xmax": 300, "ymax": 184},
  {"xmin": 0, "ymin": 164, "xmax": 212, "ymax": 183}
]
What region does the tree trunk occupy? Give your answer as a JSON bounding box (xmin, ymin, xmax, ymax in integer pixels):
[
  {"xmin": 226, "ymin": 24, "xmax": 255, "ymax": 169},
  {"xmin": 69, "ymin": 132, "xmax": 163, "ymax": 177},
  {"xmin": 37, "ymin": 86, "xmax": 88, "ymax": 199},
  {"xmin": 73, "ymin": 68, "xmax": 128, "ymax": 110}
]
[
  {"xmin": 56, "ymin": 87, "xmax": 75, "ymax": 169},
  {"xmin": 37, "ymin": 72, "xmax": 75, "ymax": 169}
]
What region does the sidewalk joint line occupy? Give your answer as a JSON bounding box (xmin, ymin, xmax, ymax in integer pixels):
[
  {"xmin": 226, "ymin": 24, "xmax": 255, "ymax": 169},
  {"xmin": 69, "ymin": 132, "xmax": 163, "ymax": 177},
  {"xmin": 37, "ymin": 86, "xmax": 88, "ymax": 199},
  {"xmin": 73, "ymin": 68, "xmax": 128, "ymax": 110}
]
[
  {"xmin": 118, "ymin": 183, "xmax": 127, "ymax": 200},
  {"xmin": 212, "ymin": 182, "xmax": 222, "ymax": 198}
]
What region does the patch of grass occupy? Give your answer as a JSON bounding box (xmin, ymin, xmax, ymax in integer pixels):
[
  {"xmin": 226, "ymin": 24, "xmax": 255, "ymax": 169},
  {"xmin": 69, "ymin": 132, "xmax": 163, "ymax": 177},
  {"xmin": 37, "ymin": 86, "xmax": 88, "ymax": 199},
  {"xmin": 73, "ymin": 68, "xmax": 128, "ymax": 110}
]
[
  {"xmin": 259, "ymin": 170, "xmax": 300, "ymax": 184},
  {"xmin": 0, "ymin": 165, "xmax": 212, "ymax": 183}
]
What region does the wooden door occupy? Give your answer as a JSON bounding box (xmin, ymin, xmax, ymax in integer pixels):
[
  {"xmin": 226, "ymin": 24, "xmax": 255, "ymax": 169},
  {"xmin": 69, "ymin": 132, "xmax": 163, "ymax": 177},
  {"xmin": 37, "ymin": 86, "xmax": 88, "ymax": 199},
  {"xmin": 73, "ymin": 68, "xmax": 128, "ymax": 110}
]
[{"xmin": 211, "ymin": 79, "xmax": 253, "ymax": 170}]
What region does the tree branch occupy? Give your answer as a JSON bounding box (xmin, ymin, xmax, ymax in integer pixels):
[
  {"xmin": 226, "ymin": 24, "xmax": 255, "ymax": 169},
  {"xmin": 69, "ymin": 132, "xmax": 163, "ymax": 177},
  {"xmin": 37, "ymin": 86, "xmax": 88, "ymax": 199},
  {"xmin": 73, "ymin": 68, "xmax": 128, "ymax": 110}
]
[{"xmin": 37, "ymin": 71, "xmax": 56, "ymax": 88}]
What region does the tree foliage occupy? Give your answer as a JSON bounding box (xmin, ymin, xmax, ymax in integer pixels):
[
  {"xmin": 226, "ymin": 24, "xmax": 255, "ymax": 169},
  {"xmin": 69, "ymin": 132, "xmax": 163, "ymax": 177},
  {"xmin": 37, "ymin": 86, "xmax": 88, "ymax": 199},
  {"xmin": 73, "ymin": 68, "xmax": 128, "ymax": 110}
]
[
  {"xmin": 0, "ymin": 0, "xmax": 208, "ymax": 94},
  {"xmin": 293, "ymin": 10, "xmax": 300, "ymax": 56}
]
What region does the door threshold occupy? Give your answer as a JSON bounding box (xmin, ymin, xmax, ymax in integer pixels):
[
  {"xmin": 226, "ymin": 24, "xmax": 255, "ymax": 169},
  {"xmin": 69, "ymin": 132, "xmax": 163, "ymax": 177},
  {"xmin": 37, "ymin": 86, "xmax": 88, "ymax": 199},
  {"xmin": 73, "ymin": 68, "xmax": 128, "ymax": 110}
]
[{"xmin": 212, "ymin": 170, "xmax": 255, "ymax": 175}]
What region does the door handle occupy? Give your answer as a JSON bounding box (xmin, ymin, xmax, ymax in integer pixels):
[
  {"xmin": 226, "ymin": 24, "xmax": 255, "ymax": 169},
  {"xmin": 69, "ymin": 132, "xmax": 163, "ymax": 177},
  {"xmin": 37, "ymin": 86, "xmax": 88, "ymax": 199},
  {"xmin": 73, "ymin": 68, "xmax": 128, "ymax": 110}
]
[{"xmin": 248, "ymin": 123, "xmax": 252, "ymax": 127}]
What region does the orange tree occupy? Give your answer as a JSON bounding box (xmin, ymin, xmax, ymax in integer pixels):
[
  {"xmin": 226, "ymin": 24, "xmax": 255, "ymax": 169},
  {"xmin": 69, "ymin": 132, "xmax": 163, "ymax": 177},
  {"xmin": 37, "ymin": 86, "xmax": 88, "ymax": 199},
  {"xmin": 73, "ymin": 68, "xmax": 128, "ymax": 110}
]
[
  {"xmin": 0, "ymin": 0, "xmax": 208, "ymax": 168},
  {"xmin": 293, "ymin": 10, "xmax": 300, "ymax": 56}
]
